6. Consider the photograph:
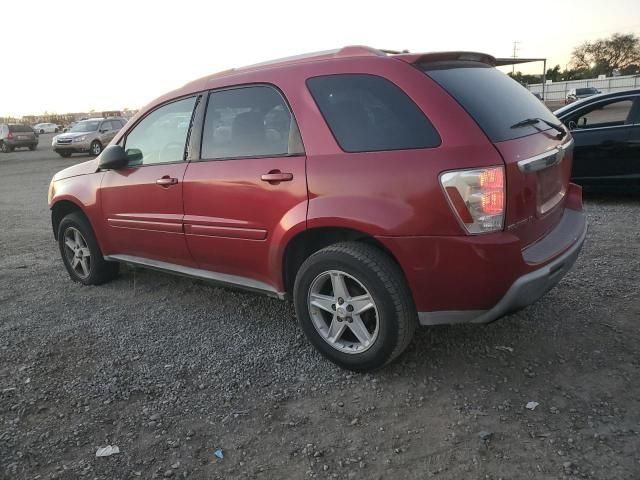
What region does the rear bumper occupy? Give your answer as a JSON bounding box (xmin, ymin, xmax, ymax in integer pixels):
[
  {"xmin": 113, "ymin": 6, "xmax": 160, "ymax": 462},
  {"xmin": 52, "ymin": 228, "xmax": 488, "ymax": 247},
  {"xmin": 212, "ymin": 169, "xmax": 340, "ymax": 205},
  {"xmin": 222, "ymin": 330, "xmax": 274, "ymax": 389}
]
[
  {"xmin": 417, "ymin": 208, "xmax": 587, "ymax": 325},
  {"xmin": 6, "ymin": 139, "xmax": 38, "ymax": 147}
]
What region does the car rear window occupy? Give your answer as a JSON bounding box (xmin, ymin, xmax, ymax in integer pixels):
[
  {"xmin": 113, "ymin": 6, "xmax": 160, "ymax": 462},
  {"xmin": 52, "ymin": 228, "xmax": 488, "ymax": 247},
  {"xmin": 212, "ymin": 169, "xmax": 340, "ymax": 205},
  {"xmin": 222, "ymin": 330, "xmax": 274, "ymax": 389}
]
[
  {"xmin": 306, "ymin": 74, "xmax": 441, "ymax": 152},
  {"xmin": 9, "ymin": 124, "xmax": 33, "ymax": 133},
  {"xmin": 421, "ymin": 62, "xmax": 560, "ymax": 142}
]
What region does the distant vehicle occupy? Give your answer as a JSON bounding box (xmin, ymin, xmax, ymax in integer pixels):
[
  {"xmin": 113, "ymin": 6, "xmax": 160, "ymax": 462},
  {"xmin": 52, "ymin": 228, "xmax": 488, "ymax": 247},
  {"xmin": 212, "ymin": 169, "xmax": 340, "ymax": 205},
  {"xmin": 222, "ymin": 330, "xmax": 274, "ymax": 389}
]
[
  {"xmin": 52, "ymin": 117, "xmax": 126, "ymax": 157},
  {"xmin": 48, "ymin": 46, "xmax": 586, "ymax": 371},
  {"xmin": 0, "ymin": 124, "xmax": 38, "ymax": 152},
  {"xmin": 555, "ymin": 88, "xmax": 640, "ymax": 190},
  {"xmin": 565, "ymin": 87, "xmax": 601, "ymax": 104},
  {"xmin": 34, "ymin": 123, "xmax": 59, "ymax": 134}
]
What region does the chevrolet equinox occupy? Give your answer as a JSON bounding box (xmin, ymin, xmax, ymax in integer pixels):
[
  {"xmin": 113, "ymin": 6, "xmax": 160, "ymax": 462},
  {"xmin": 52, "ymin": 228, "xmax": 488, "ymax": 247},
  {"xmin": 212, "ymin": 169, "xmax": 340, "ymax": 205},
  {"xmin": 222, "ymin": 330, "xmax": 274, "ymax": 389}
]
[{"xmin": 48, "ymin": 47, "xmax": 587, "ymax": 371}]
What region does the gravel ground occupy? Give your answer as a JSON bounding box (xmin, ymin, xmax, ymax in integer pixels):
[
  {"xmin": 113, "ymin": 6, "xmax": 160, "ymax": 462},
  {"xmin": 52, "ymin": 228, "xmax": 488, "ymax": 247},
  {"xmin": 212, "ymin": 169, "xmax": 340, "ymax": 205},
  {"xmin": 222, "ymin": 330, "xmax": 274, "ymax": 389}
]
[{"xmin": 1, "ymin": 142, "xmax": 639, "ymax": 479}]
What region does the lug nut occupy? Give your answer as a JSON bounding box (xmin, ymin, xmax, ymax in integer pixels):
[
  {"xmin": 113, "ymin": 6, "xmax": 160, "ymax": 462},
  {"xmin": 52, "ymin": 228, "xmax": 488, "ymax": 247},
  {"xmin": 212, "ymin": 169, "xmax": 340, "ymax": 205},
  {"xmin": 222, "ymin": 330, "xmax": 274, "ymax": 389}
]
[
  {"xmin": 346, "ymin": 305, "xmax": 354, "ymax": 312},
  {"xmin": 331, "ymin": 304, "xmax": 336, "ymax": 311},
  {"xmin": 338, "ymin": 298, "xmax": 344, "ymax": 305},
  {"xmin": 337, "ymin": 317, "xmax": 343, "ymax": 322},
  {"xmin": 347, "ymin": 317, "xmax": 353, "ymax": 323}
]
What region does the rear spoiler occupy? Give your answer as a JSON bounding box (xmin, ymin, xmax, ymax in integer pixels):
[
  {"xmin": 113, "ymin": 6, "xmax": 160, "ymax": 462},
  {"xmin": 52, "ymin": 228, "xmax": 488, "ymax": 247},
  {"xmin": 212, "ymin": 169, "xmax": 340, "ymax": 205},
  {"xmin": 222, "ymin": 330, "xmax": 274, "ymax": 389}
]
[{"xmin": 392, "ymin": 51, "xmax": 497, "ymax": 67}]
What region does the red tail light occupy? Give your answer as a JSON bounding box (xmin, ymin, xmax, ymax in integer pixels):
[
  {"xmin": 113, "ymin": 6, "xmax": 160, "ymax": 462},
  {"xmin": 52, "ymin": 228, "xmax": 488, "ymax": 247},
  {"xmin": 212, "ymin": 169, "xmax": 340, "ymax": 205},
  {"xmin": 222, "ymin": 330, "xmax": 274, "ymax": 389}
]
[
  {"xmin": 7, "ymin": 131, "xmax": 13, "ymax": 140},
  {"xmin": 440, "ymin": 166, "xmax": 505, "ymax": 234}
]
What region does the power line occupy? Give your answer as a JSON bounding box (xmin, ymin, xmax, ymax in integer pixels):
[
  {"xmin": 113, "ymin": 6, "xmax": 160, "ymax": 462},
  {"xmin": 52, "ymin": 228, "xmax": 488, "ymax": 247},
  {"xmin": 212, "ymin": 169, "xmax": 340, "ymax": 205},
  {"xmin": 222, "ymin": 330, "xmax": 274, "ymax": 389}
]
[{"xmin": 512, "ymin": 41, "xmax": 520, "ymax": 74}]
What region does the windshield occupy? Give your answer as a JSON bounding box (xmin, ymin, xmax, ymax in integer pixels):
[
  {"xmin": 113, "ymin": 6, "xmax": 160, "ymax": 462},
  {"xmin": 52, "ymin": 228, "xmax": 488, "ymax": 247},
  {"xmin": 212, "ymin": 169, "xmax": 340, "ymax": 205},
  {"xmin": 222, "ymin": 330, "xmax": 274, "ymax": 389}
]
[
  {"xmin": 69, "ymin": 121, "xmax": 100, "ymax": 133},
  {"xmin": 576, "ymin": 88, "xmax": 598, "ymax": 95}
]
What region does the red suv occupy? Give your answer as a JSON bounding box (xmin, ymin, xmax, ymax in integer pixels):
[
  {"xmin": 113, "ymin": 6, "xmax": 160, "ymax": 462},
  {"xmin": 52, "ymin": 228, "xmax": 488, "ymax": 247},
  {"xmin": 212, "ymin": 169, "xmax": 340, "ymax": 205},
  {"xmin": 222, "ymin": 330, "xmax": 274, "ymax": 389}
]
[{"xmin": 48, "ymin": 47, "xmax": 587, "ymax": 371}]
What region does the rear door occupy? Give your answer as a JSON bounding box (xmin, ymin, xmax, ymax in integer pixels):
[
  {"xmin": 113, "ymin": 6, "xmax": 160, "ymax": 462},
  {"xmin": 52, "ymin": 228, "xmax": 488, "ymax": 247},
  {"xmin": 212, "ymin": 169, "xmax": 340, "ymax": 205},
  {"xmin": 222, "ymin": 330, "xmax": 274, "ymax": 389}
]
[
  {"xmin": 100, "ymin": 96, "xmax": 198, "ymax": 265},
  {"xmin": 182, "ymin": 85, "xmax": 307, "ymax": 289},
  {"xmin": 423, "ymin": 61, "xmax": 572, "ymax": 247},
  {"xmin": 563, "ymin": 96, "xmax": 638, "ymax": 187}
]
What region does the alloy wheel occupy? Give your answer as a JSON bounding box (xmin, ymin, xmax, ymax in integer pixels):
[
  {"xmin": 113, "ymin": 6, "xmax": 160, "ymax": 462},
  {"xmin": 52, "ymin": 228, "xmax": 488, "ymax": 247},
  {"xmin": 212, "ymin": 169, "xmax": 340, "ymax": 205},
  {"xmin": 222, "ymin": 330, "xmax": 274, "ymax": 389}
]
[
  {"xmin": 307, "ymin": 270, "xmax": 379, "ymax": 354},
  {"xmin": 63, "ymin": 227, "xmax": 91, "ymax": 279}
]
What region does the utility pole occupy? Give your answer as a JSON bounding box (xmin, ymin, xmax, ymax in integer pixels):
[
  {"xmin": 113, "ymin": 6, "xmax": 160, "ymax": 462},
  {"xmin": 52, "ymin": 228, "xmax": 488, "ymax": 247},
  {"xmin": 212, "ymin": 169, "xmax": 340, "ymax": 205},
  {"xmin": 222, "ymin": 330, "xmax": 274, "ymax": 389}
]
[{"xmin": 512, "ymin": 41, "xmax": 520, "ymax": 74}]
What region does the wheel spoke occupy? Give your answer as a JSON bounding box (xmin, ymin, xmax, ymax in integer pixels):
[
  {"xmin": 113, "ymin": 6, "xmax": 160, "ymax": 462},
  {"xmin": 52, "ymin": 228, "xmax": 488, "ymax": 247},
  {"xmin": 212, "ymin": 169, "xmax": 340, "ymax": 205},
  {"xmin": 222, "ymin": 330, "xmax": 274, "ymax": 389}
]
[
  {"xmin": 348, "ymin": 315, "xmax": 373, "ymax": 346},
  {"xmin": 326, "ymin": 316, "xmax": 347, "ymax": 343},
  {"xmin": 79, "ymin": 247, "xmax": 91, "ymax": 258},
  {"xmin": 73, "ymin": 229, "xmax": 81, "ymax": 246},
  {"xmin": 64, "ymin": 238, "xmax": 76, "ymax": 251},
  {"xmin": 330, "ymin": 272, "xmax": 350, "ymax": 300},
  {"xmin": 350, "ymin": 294, "xmax": 375, "ymax": 315},
  {"xmin": 79, "ymin": 257, "xmax": 90, "ymax": 277},
  {"xmin": 71, "ymin": 257, "xmax": 80, "ymax": 269},
  {"xmin": 310, "ymin": 292, "xmax": 335, "ymax": 314}
]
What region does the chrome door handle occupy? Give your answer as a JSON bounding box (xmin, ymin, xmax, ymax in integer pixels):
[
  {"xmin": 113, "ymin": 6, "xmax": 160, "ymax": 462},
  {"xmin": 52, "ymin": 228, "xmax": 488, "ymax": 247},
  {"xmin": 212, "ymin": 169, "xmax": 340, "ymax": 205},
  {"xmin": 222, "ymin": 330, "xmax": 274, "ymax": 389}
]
[
  {"xmin": 156, "ymin": 176, "xmax": 178, "ymax": 187},
  {"xmin": 261, "ymin": 171, "xmax": 293, "ymax": 183}
]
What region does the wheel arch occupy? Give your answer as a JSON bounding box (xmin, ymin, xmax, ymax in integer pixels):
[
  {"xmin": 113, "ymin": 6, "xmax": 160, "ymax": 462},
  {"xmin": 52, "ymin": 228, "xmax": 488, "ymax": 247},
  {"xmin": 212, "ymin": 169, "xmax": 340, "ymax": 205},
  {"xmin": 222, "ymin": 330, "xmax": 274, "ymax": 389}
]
[
  {"xmin": 51, "ymin": 199, "xmax": 90, "ymax": 240},
  {"xmin": 282, "ymin": 226, "xmax": 404, "ymax": 295}
]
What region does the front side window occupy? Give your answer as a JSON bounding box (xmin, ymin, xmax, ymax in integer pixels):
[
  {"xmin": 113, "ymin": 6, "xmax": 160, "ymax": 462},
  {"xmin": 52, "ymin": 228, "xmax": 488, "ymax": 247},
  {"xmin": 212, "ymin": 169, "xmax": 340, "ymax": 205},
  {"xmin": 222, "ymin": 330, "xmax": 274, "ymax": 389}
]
[
  {"xmin": 307, "ymin": 74, "xmax": 441, "ymax": 152},
  {"xmin": 124, "ymin": 96, "xmax": 196, "ymax": 166},
  {"xmin": 201, "ymin": 85, "xmax": 303, "ymax": 160},
  {"xmin": 100, "ymin": 121, "xmax": 113, "ymax": 132},
  {"xmin": 568, "ymin": 98, "xmax": 635, "ymax": 130}
]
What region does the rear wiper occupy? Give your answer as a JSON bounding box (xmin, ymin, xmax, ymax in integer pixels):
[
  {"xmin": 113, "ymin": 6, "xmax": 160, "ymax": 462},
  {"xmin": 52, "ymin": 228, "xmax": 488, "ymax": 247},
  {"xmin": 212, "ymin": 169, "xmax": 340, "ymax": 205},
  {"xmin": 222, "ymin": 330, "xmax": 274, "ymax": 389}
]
[{"xmin": 511, "ymin": 117, "xmax": 566, "ymax": 138}]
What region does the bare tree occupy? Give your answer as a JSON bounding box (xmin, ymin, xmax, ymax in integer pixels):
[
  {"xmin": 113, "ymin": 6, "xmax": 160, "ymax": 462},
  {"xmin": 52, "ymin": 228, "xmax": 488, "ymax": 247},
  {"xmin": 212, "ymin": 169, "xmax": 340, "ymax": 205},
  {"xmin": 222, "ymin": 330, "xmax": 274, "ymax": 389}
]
[{"xmin": 571, "ymin": 33, "xmax": 640, "ymax": 75}]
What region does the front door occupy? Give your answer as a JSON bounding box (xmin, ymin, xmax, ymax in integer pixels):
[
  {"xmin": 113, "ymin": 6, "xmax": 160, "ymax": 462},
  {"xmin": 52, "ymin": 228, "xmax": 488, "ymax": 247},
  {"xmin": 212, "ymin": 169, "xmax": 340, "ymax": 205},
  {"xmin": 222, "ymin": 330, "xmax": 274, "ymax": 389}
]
[
  {"xmin": 567, "ymin": 96, "xmax": 639, "ymax": 187},
  {"xmin": 100, "ymin": 96, "xmax": 198, "ymax": 266},
  {"xmin": 182, "ymin": 85, "xmax": 307, "ymax": 289}
]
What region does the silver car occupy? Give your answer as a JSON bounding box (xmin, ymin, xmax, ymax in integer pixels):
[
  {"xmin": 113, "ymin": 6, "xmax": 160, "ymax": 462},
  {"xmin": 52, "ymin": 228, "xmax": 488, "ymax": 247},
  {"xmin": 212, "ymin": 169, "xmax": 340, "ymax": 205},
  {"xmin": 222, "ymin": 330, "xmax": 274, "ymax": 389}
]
[{"xmin": 52, "ymin": 118, "xmax": 126, "ymax": 157}]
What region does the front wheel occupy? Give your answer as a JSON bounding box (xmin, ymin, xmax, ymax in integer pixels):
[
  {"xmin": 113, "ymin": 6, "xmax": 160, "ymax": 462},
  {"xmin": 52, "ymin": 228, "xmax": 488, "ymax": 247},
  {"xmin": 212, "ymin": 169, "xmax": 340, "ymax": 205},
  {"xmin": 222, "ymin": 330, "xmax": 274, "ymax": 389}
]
[
  {"xmin": 58, "ymin": 211, "xmax": 119, "ymax": 285},
  {"xmin": 29, "ymin": 145, "xmax": 37, "ymax": 151},
  {"xmin": 89, "ymin": 140, "xmax": 102, "ymax": 156},
  {"xmin": 293, "ymin": 242, "xmax": 416, "ymax": 372}
]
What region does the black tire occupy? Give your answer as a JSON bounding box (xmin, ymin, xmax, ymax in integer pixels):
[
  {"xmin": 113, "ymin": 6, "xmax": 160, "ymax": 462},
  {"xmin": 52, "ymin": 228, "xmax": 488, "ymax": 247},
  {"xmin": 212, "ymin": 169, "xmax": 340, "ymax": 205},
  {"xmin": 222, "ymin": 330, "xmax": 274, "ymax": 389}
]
[
  {"xmin": 57, "ymin": 211, "xmax": 119, "ymax": 285},
  {"xmin": 54, "ymin": 128, "xmax": 59, "ymax": 133},
  {"xmin": 29, "ymin": 144, "xmax": 37, "ymax": 151},
  {"xmin": 89, "ymin": 140, "xmax": 102, "ymax": 156},
  {"xmin": 40, "ymin": 129, "xmax": 45, "ymax": 134},
  {"xmin": 293, "ymin": 242, "xmax": 416, "ymax": 372},
  {"xmin": 58, "ymin": 152, "xmax": 72, "ymax": 158},
  {"xmin": 0, "ymin": 142, "xmax": 9, "ymax": 153}
]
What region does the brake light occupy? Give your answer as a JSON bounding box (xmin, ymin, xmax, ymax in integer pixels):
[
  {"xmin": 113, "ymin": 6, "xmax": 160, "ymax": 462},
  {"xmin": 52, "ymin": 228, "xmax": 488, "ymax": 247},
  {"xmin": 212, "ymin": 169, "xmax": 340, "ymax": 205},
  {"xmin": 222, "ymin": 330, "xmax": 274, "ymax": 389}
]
[
  {"xmin": 440, "ymin": 166, "xmax": 505, "ymax": 234},
  {"xmin": 7, "ymin": 131, "xmax": 13, "ymax": 140}
]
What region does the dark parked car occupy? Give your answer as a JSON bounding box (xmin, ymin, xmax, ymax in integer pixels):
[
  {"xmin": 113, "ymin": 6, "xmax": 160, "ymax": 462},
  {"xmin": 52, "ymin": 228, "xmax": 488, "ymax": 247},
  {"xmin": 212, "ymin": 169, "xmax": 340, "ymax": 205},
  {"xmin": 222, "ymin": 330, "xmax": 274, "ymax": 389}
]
[
  {"xmin": 565, "ymin": 87, "xmax": 601, "ymax": 104},
  {"xmin": 0, "ymin": 124, "xmax": 38, "ymax": 152},
  {"xmin": 48, "ymin": 47, "xmax": 586, "ymax": 371},
  {"xmin": 555, "ymin": 89, "xmax": 640, "ymax": 190}
]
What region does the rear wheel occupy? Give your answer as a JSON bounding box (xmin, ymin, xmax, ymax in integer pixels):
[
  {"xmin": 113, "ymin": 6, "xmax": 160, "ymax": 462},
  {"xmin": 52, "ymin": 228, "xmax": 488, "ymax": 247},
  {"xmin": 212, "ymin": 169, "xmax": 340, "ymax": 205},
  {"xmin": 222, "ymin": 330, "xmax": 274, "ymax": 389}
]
[
  {"xmin": 29, "ymin": 144, "xmax": 37, "ymax": 151},
  {"xmin": 293, "ymin": 242, "xmax": 416, "ymax": 372},
  {"xmin": 90, "ymin": 140, "xmax": 102, "ymax": 156},
  {"xmin": 39, "ymin": 129, "xmax": 45, "ymax": 134},
  {"xmin": 0, "ymin": 142, "xmax": 9, "ymax": 153},
  {"xmin": 57, "ymin": 211, "xmax": 119, "ymax": 285},
  {"xmin": 54, "ymin": 128, "xmax": 59, "ymax": 133}
]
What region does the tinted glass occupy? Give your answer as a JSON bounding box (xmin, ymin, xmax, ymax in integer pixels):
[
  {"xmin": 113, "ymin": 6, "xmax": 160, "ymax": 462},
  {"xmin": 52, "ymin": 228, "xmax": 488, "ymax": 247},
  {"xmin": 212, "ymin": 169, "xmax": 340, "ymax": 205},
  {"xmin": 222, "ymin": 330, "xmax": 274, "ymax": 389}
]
[
  {"xmin": 9, "ymin": 124, "xmax": 33, "ymax": 133},
  {"xmin": 570, "ymin": 99, "xmax": 634, "ymax": 130},
  {"xmin": 70, "ymin": 121, "xmax": 100, "ymax": 132},
  {"xmin": 125, "ymin": 96, "xmax": 196, "ymax": 166},
  {"xmin": 423, "ymin": 62, "xmax": 561, "ymax": 142},
  {"xmin": 307, "ymin": 74, "xmax": 440, "ymax": 152},
  {"xmin": 201, "ymin": 86, "xmax": 300, "ymax": 159},
  {"xmin": 100, "ymin": 121, "xmax": 113, "ymax": 131}
]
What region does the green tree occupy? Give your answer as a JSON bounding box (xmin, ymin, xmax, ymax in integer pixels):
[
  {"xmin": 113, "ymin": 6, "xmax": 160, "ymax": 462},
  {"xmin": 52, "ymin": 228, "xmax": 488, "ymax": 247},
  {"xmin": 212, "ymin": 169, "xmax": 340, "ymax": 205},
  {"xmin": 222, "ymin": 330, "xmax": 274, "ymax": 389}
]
[{"xmin": 571, "ymin": 33, "xmax": 640, "ymax": 76}]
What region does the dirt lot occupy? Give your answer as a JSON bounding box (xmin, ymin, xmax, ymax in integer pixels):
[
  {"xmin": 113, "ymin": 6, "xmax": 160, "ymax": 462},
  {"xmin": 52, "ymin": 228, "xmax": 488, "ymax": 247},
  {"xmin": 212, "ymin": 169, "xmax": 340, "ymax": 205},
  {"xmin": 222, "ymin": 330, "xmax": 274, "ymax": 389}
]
[{"xmin": 1, "ymin": 140, "xmax": 639, "ymax": 479}]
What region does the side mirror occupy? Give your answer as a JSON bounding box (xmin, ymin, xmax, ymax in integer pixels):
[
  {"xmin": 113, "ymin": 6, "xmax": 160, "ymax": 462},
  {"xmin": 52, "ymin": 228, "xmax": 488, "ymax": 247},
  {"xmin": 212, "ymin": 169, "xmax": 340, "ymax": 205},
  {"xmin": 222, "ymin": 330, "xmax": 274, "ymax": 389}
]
[{"xmin": 98, "ymin": 145, "xmax": 129, "ymax": 170}]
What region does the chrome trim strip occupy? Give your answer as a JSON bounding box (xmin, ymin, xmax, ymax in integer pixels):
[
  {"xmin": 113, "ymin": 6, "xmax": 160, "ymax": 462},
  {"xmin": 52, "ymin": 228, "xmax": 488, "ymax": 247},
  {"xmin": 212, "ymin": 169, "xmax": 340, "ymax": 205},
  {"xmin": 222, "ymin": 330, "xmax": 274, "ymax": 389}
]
[
  {"xmin": 103, "ymin": 254, "xmax": 287, "ymax": 300},
  {"xmin": 517, "ymin": 139, "xmax": 574, "ymax": 173}
]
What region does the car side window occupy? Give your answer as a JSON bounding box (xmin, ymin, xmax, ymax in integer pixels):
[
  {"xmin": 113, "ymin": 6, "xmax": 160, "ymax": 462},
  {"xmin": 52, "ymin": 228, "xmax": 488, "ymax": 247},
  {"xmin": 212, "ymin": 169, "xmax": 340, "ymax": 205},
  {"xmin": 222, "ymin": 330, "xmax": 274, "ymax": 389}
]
[
  {"xmin": 307, "ymin": 74, "xmax": 441, "ymax": 152},
  {"xmin": 124, "ymin": 96, "xmax": 197, "ymax": 166},
  {"xmin": 201, "ymin": 85, "xmax": 303, "ymax": 160},
  {"xmin": 569, "ymin": 99, "xmax": 635, "ymax": 130},
  {"xmin": 100, "ymin": 121, "xmax": 113, "ymax": 132}
]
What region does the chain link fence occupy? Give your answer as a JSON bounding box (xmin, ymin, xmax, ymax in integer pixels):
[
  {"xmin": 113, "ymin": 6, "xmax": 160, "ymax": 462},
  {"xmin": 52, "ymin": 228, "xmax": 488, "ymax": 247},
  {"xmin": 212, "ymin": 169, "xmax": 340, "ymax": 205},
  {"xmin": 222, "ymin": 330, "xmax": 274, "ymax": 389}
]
[{"xmin": 528, "ymin": 74, "xmax": 640, "ymax": 103}]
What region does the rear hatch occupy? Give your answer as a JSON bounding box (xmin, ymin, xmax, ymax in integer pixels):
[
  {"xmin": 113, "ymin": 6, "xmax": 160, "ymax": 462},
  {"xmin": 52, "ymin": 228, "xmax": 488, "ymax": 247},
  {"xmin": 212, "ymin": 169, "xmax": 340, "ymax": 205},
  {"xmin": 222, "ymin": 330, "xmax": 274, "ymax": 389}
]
[
  {"xmin": 418, "ymin": 58, "xmax": 571, "ymax": 247},
  {"xmin": 9, "ymin": 124, "xmax": 37, "ymax": 143}
]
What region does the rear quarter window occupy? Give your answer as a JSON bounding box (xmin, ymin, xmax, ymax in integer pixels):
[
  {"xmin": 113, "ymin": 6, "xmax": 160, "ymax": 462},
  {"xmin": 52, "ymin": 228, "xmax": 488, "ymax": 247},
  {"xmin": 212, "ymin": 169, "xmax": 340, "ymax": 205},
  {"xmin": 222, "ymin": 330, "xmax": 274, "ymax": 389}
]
[
  {"xmin": 422, "ymin": 62, "xmax": 560, "ymax": 142},
  {"xmin": 9, "ymin": 124, "xmax": 33, "ymax": 133},
  {"xmin": 306, "ymin": 74, "xmax": 441, "ymax": 152}
]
